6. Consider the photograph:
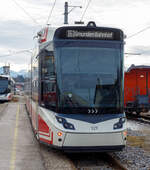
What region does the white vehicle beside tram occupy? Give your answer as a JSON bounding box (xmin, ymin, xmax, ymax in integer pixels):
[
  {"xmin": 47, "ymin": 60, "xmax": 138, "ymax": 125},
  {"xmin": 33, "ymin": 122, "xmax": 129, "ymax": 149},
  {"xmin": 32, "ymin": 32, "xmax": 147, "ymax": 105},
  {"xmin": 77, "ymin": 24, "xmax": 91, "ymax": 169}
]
[
  {"xmin": 25, "ymin": 21, "xmax": 127, "ymax": 152},
  {"xmin": 0, "ymin": 75, "xmax": 15, "ymax": 101}
]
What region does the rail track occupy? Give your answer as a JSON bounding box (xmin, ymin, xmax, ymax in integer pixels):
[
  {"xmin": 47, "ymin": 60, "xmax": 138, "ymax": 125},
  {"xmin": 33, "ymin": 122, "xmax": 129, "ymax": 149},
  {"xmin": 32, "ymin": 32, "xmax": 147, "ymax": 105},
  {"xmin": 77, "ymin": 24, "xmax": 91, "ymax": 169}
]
[
  {"xmin": 127, "ymin": 113, "xmax": 150, "ymax": 125},
  {"xmin": 66, "ymin": 152, "xmax": 127, "ymax": 170},
  {"xmin": 39, "ymin": 143, "xmax": 128, "ymax": 170}
]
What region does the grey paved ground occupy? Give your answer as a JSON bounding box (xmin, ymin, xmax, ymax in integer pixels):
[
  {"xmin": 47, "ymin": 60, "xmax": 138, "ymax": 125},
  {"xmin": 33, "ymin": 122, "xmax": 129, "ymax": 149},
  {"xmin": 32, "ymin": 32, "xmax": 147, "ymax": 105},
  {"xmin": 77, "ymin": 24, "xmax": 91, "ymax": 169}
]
[{"xmin": 0, "ymin": 102, "xmax": 45, "ymax": 170}]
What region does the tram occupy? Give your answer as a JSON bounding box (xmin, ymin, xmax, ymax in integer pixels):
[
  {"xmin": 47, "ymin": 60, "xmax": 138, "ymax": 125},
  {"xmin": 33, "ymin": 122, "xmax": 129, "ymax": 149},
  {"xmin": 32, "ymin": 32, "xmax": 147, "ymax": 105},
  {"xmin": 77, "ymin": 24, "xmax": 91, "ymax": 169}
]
[
  {"xmin": 25, "ymin": 21, "xmax": 127, "ymax": 152},
  {"xmin": 0, "ymin": 75, "xmax": 15, "ymax": 101}
]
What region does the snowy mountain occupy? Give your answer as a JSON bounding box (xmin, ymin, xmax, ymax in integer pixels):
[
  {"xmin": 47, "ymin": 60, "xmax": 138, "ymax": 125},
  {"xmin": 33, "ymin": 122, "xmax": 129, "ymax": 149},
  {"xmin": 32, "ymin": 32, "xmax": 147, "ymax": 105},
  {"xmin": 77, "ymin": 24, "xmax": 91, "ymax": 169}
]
[
  {"xmin": 0, "ymin": 67, "xmax": 3, "ymax": 74},
  {"xmin": 17, "ymin": 69, "xmax": 28, "ymax": 77},
  {"xmin": 0, "ymin": 67, "xmax": 28, "ymax": 77}
]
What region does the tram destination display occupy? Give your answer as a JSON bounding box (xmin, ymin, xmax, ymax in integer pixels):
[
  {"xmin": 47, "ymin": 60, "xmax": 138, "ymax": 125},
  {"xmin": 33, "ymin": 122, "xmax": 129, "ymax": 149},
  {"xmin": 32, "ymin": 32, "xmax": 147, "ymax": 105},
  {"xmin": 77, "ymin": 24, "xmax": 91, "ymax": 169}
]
[
  {"xmin": 67, "ymin": 30, "xmax": 114, "ymax": 40},
  {"xmin": 55, "ymin": 27, "xmax": 123, "ymax": 41}
]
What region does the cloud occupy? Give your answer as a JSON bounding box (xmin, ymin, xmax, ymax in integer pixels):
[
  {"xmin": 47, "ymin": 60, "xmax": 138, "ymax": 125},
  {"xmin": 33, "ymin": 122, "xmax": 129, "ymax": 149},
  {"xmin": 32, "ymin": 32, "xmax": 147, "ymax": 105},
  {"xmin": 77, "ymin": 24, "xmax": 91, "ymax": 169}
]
[
  {"xmin": 0, "ymin": 50, "xmax": 31, "ymax": 72},
  {"xmin": 0, "ymin": 20, "xmax": 39, "ymax": 49},
  {"xmin": 25, "ymin": 0, "xmax": 50, "ymax": 6},
  {"xmin": 1, "ymin": 0, "xmax": 150, "ymax": 71},
  {"xmin": 127, "ymin": 45, "xmax": 150, "ymax": 56},
  {"xmin": 124, "ymin": 45, "xmax": 150, "ymax": 68}
]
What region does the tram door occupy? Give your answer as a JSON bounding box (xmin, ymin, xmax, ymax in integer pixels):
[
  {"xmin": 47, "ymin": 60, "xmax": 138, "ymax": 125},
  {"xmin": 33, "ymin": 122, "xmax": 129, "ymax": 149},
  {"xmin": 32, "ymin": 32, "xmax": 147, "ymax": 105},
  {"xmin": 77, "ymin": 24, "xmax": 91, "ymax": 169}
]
[{"xmin": 31, "ymin": 57, "xmax": 39, "ymax": 131}]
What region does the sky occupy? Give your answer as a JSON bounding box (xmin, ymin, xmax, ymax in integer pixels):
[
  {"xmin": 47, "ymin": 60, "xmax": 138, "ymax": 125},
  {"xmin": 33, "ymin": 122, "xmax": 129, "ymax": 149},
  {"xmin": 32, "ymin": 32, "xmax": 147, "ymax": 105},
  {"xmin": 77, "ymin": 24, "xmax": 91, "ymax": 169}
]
[{"xmin": 0, "ymin": 0, "xmax": 150, "ymax": 71}]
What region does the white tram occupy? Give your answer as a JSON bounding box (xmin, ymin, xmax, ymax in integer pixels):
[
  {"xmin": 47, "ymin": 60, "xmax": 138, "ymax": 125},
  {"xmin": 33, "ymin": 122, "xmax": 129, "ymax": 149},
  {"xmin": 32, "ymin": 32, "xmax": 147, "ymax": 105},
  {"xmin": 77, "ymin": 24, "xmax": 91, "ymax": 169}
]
[
  {"xmin": 25, "ymin": 21, "xmax": 127, "ymax": 152},
  {"xmin": 0, "ymin": 75, "xmax": 15, "ymax": 101}
]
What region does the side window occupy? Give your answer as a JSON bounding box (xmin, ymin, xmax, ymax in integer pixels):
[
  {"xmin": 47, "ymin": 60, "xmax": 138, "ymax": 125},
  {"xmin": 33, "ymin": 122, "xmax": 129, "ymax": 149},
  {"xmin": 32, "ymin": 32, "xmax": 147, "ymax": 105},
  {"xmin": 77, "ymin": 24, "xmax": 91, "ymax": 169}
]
[
  {"xmin": 32, "ymin": 57, "xmax": 38, "ymax": 101},
  {"xmin": 24, "ymin": 72, "xmax": 32, "ymax": 97},
  {"xmin": 41, "ymin": 51, "xmax": 56, "ymax": 110},
  {"xmin": 8, "ymin": 80, "xmax": 11, "ymax": 85}
]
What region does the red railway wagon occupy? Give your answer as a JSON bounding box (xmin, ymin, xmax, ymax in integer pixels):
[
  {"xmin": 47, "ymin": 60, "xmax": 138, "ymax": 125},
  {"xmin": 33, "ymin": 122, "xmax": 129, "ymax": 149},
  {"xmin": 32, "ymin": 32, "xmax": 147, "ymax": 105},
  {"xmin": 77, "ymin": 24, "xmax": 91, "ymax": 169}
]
[{"xmin": 124, "ymin": 65, "xmax": 150, "ymax": 115}]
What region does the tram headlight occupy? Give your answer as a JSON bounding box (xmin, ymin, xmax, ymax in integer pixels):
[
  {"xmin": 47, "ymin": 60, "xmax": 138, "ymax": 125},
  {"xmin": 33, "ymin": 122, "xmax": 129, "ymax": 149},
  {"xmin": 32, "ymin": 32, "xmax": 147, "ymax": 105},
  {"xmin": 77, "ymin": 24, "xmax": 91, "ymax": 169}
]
[
  {"xmin": 119, "ymin": 117, "xmax": 126, "ymax": 123},
  {"xmin": 55, "ymin": 116, "xmax": 75, "ymax": 130},
  {"xmin": 56, "ymin": 116, "xmax": 65, "ymax": 123},
  {"xmin": 113, "ymin": 122, "xmax": 123, "ymax": 129},
  {"xmin": 113, "ymin": 117, "xmax": 126, "ymax": 130},
  {"xmin": 63, "ymin": 122, "xmax": 75, "ymax": 130}
]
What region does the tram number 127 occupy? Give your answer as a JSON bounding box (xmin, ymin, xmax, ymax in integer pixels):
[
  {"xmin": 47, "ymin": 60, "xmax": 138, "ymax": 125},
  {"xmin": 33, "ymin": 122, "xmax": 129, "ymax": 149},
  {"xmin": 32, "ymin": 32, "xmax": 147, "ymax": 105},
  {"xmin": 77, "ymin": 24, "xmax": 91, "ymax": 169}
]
[{"xmin": 91, "ymin": 126, "xmax": 98, "ymax": 131}]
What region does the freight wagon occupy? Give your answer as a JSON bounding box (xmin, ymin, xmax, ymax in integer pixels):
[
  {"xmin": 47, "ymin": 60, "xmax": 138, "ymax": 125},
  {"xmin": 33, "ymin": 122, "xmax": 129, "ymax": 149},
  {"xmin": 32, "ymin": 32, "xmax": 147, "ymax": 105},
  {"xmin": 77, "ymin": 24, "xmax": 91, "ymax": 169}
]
[{"xmin": 124, "ymin": 65, "xmax": 150, "ymax": 115}]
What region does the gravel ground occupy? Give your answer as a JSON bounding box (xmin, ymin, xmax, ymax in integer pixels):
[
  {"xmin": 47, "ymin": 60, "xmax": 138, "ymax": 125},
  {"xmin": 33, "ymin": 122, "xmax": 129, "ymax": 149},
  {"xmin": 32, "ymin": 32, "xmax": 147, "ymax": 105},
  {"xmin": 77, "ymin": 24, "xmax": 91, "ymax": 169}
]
[
  {"xmin": 127, "ymin": 128, "xmax": 146, "ymax": 136},
  {"xmin": 111, "ymin": 128, "xmax": 150, "ymax": 170},
  {"xmin": 66, "ymin": 152, "xmax": 114, "ymax": 170}
]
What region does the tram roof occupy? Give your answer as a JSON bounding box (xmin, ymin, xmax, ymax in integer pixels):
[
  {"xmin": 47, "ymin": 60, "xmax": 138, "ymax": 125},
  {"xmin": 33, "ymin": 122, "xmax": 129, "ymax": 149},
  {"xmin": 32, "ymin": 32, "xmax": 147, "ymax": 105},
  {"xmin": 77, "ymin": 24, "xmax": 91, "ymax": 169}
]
[{"xmin": 37, "ymin": 22, "xmax": 124, "ymax": 44}]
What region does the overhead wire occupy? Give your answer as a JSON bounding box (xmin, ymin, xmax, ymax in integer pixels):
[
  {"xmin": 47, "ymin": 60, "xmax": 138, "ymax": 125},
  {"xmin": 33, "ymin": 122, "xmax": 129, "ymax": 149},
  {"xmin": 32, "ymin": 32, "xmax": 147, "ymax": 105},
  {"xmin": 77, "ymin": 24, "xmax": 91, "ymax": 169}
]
[
  {"xmin": 127, "ymin": 25, "xmax": 150, "ymax": 39},
  {"xmin": 46, "ymin": 0, "xmax": 57, "ymax": 25},
  {"xmin": 80, "ymin": 0, "xmax": 92, "ymax": 21},
  {"xmin": 12, "ymin": 0, "xmax": 39, "ymax": 25},
  {"xmin": 0, "ymin": 49, "xmax": 33, "ymax": 58}
]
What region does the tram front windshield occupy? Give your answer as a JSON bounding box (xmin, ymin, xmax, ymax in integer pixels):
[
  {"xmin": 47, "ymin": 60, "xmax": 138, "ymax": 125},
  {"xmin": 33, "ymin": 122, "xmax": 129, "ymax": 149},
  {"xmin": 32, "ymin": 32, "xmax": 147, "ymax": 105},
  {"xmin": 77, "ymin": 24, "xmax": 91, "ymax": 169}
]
[
  {"xmin": 0, "ymin": 77, "xmax": 8, "ymax": 94},
  {"xmin": 56, "ymin": 45, "xmax": 123, "ymax": 114}
]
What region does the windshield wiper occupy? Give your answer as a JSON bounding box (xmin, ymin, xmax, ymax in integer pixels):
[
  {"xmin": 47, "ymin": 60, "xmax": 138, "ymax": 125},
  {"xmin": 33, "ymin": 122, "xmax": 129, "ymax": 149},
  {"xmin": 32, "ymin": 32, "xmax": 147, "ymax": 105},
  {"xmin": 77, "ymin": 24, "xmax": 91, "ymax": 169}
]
[{"xmin": 94, "ymin": 78, "xmax": 103, "ymax": 105}]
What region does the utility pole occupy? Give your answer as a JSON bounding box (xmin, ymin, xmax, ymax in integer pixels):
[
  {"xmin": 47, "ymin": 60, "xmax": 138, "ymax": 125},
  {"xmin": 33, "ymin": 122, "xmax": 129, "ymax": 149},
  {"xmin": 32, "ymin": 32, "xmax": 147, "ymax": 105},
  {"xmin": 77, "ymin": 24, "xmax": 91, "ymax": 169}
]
[
  {"xmin": 64, "ymin": 2, "xmax": 68, "ymax": 24},
  {"xmin": 3, "ymin": 65, "xmax": 10, "ymax": 75},
  {"xmin": 64, "ymin": 2, "xmax": 82, "ymax": 25}
]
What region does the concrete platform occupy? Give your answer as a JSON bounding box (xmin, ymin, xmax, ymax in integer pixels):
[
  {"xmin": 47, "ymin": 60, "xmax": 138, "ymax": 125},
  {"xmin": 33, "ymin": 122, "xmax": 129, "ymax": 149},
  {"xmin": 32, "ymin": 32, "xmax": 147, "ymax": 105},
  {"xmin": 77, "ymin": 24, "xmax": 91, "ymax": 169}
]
[{"xmin": 0, "ymin": 102, "xmax": 45, "ymax": 170}]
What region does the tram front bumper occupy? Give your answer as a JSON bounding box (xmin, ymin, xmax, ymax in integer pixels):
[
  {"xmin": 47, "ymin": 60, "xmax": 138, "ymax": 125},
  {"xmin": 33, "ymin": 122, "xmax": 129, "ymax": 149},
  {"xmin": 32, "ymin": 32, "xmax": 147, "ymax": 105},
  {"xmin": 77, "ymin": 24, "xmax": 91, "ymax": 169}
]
[
  {"xmin": 62, "ymin": 145, "xmax": 125, "ymax": 152},
  {"xmin": 62, "ymin": 132, "xmax": 125, "ymax": 152},
  {"xmin": 0, "ymin": 96, "xmax": 8, "ymax": 101}
]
